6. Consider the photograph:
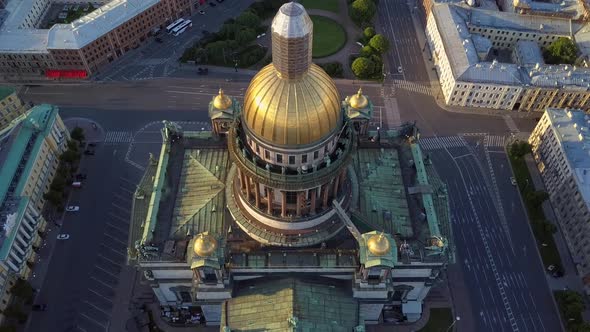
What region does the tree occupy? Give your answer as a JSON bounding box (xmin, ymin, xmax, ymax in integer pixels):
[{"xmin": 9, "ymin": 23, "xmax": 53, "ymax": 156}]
[
  {"xmin": 10, "ymin": 279, "xmax": 33, "ymax": 301},
  {"xmin": 509, "ymin": 141, "xmax": 531, "ymax": 158},
  {"xmin": 544, "ymin": 37, "xmax": 578, "ymax": 65},
  {"xmin": 219, "ymin": 23, "xmax": 238, "ymax": 40},
  {"xmin": 363, "ymin": 27, "xmax": 376, "ymax": 40},
  {"xmin": 0, "ymin": 325, "xmax": 17, "ymax": 332},
  {"xmin": 350, "ymin": 0, "xmax": 377, "ymax": 25},
  {"xmin": 351, "ymin": 57, "xmax": 376, "ymax": 78},
  {"xmin": 369, "ymin": 34, "xmax": 390, "ymax": 54},
  {"xmin": 360, "ymin": 45, "xmax": 375, "ymax": 57},
  {"xmin": 66, "ymin": 140, "xmax": 78, "ymax": 151},
  {"xmin": 235, "ymin": 11, "xmax": 261, "ymax": 29},
  {"xmin": 59, "ymin": 149, "xmax": 80, "ymax": 164},
  {"xmin": 236, "ymin": 28, "xmax": 257, "ymax": 45},
  {"xmin": 43, "ymin": 190, "xmax": 62, "ymax": 205},
  {"xmin": 70, "ymin": 127, "xmax": 85, "ymax": 142},
  {"xmin": 525, "ymin": 190, "xmax": 549, "ymax": 208}
]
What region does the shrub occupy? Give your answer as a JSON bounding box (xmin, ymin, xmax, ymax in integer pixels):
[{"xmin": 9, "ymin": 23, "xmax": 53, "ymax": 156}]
[
  {"xmin": 319, "ymin": 62, "xmax": 344, "ymax": 78},
  {"xmin": 351, "ymin": 56, "xmax": 376, "ymax": 78},
  {"xmin": 235, "ymin": 11, "xmax": 261, "ymax": 28},
  {"xmin": 369, "ymin": 34, "xmax": 390, "ymax": 54},
  {"xmin": 363, "ymin": 27, "xmax": 376, "ymax": 39},
  {"xmin": 360, "ymin": 45, "xmax": 375, "ymax": 57}
]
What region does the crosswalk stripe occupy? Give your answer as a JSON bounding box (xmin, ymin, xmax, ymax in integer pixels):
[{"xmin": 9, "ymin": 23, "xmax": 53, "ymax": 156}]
[{"xmin": 104, "ymin": 131, "xmax": 133, "ymax": 143}]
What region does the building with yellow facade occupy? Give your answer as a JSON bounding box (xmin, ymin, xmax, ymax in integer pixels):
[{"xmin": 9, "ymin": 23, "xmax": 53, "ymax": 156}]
[{"xmin": 0, "ymin": 87, "xmax": 29, "ymax": 131}]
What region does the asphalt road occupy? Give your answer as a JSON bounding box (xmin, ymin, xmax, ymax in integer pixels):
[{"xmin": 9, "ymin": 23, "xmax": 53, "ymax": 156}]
[{"xmin": 96, "ymin": 0, "xmax": 257, "ymax": 81}]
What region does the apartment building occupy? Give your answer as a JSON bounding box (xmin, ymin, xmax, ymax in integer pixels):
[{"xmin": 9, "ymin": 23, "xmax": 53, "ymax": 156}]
[
  {"xmin": 0, "ymin": 104, "xmax": 68, "ymax": 315},
  {"xmin": 529, "ymin": 108, "xmax": 590, "ymax": 294},
  {"xmin": 425, "ymin": 3, "xmax": 590, "ymax": 112},
  {"xmin": 0, "ymin": 0, "xmax": 192, "ymax": 79},
  {"xmin": 0, "ymin": 87, "xmax": 29, "ymax": 131}
]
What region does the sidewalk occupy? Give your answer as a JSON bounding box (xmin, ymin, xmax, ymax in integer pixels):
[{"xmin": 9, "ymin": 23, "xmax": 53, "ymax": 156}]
[{"xmin": 524, "ymin": 154, "xmax": 590, "ymax": 321}]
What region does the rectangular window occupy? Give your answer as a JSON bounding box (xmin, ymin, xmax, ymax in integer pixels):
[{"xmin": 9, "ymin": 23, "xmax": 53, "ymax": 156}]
[
  {"xmin": 313, "ymin": 151, "xmax": 319, "ymax": 160},
  {"xmin": 276, "ymin": 154, "xmax": 283, "ymax": 163},
  {"xmin": 289, "ymin": 156, "xmax": 295, "ymax": 164},
  {"xmin": 302, "ymin": 155, "xmax": 308, "ymax": 163},
  {"xmin": 265, "ymin": 150, "xmax": 270, "ymax": 159}
]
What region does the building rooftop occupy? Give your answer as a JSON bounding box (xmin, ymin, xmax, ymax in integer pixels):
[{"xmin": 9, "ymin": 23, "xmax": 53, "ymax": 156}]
[
  {"xmin": 431, "ymin": 3, "xmax": 590, "ymax": 88},
  {"xmin": 221, "ymin": 278, "xmax": 358, "ymax": 331},
  {"xmin": 514, "ymin": 40, "xmax": 544, "ymax": 66},
  {"xmin": 0, "ymin": 0, "xmax": 160, "ymax": 53},
  {"xmin": 47, "ymin": 0, "xmax": 160, "ymax": 50},
  {"xmin": 0, "ymin": 86, "xmax": 14, "ymax": 100},
  {"xmin": 545, "ymin": 108, "xmax": 590, "ymax": 202},
  {"xmin": 468, "ymin": 7, "xmax": 573, "ymax": 36}
]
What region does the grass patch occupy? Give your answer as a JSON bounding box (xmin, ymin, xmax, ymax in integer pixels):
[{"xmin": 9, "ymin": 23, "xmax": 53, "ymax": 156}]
[
  {"xmin": 418, "ymin": 308, "xmax": 453, "ymax": 332},
  {"xmin": 507, "ymin": 142, "xmax": 562, "ymax": 270},
  {"xmin": 310, "ymin": 15, "xmax": 346, "ymax": 58},
  {"xmin": 299, "ymin": 0, "xmax": 340, "ymax": 12}
]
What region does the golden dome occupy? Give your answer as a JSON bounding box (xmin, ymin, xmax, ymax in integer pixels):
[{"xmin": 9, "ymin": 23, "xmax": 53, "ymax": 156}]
[
  {"xmin": 242, "ymin": 63, "xmax": 341, "ymax": 146},
  {"xmin": 193, "ymin": 233, "xmax": 217, "ymax": 257},
  {"xmin": 213, "ymin": 88, "xmax": 232, "ymax": 110},
  {"xmin": 367, "ymin": 233, "xmax": 391, "ymax": 256},
  {"xmin": 349, "ymin": 88, "xmax": 368, "ymax": 109}
]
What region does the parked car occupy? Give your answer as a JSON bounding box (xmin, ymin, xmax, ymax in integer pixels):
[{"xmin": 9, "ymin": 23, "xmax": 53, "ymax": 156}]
[
  {"xmin": 57, "ymin": 234, "xmax": 70, "ymax": 240},
  {"xmin": 84, "ymin": 150, "xmax": 95, "ymax": 155},
  {"xmin": 552, "ymin": 267, "xmax": 564, "ymax": 278},
  {"xmin": 216, "ymin": 0, "xmax": 224, "ymax": 3},
  {"xmin": 397, "ymin": 66, "xmax": 403, "ymax": 74},
  {"xmin": 510, "ymin": 177, "xmax": 517, "ymax": 186},
  {"xmin": 32, "ymin": 304, "xmax": 47, "ymax": 311},
  {"xmin": 199, "ymin": 10, "xmax": 205, "ymax": 15},
  {"xmin": 71, "ymin": 181, "xmax": 82, "ymax": 188},
  {"xmin": 197, "ymin": 67, "xmax": 209, "ymax": 75},
  {"xmin": 75, "ymin": 173, "xmax": 87, "ymax": 180},
  {"xmin": 66, "ymin": 206, "xmax": 79, "ymax": 212},
  {"xmin": 88, "ymin": 143, "xmax": 97, "ymax": 147},
  {"xmin": 155, "ymin": 37, "xmax": 163, "ymax": 43},
  {"xmin": 209, "ymin": 2, "xmax": 216, "ymax": 7},
  {"xmin": 547, "ymin": 264, "xmax": 557, "ymax": 272}
]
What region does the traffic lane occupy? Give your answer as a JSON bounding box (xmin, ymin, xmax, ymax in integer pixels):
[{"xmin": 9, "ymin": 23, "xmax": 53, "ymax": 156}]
[
  {"xmin": 461, "ymin": 152, "xmax": 560, "ymax": 332},
  {"xmin": 488, "ymin": 151, "xmax": 562, "ymax": 331}
]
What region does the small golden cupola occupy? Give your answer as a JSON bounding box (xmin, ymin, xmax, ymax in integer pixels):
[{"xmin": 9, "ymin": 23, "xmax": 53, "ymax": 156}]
[
  {"xmin": 366, "ymin": 233, "xmax": 391, "ymax": 256},
  {"xmin": 213, "ymin": 88, "xmax": 233, "ymax": 110},
  {"xmin": 349, "ymin": 88, "xmax": 368, "ymax": 109},
  {"xmin": 193, "ymin": 232, "xmax": 218, "ymax": 257}
]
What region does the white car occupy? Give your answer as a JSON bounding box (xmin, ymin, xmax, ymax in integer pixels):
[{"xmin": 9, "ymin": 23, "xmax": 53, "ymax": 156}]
[
  {"xmin": 199, "ymin": 10, "xmax": 205, "ymax": 15},
  {"xmin": 397, "ymin": 66, "xmax": 403, "ymax": 74},
  {"xmin": 256, "ymin": 33, "xmax": 266, "ymax": 39},
  {"xmin": 510, "ymin": 177, "xmax": 517, "ymax": 186},
  {"xmin": 57, "ymin": 234, "xmax": 70, "ymax": 240},
  {"xmin": 66, "ymin": 206, "xmax": 79, "ymax": 212}
]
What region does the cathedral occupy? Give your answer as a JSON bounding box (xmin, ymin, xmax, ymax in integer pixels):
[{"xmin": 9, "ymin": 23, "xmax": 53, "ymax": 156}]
[{"xmin": 128, "ymin": 2, "xmax": 452, "ymax": 330}]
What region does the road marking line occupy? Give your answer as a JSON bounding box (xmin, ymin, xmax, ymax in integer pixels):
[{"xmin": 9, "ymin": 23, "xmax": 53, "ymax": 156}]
[
  {"xmin": 119, "ymin": 177, "xmax": 137, "ymax": 186},
  {"xmin": 94, "ymin": 264, "xmax": 119, "ymax": 278},
  {"xmin": 106, "ymin": 222, "xmax": 128, "ymax": 233},
  {"xmin": 111, "ymin": 202, "xmax": 130, "ymax": 214},
  {"xmin": 104, "ymin": 232, "xmax": 127, "ymax": 246},
  {"xmin": 90, "ymin": 276, "xmax": 116, "ymax": 290},
  {"xmin": 108, "ymin": 212, "xmax": 129, "ymax": 223},
  {"xmin": 113, "ymin": 193, "xmax": 131, "ymax": 202},
  {"xmin": 98, "ymin": 253, "xmax": 123, "ymax": 267},
  {"xmin": 79, "ymin": 312, "xmax": 107, "ymax": 328},
  {"xmin": 100, "ymin": 244, "xmax": 126, "ymax": 257},
  {"xmin": 83, "ymin": 300, "xmax": 111, "ymax": 315}
]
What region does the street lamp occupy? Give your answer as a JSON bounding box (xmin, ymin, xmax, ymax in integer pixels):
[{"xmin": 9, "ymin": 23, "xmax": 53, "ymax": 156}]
[{"xmin": 445, "ymin": 316, "xmax": 460, "ymax": 332}]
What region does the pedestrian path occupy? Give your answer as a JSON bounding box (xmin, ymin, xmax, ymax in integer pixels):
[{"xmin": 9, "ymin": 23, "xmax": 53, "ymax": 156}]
[
  {"xmin": 485, "ymin": 135, "xmax": 506, "ymax": 148},
  {"xmin": 503, "ymin": 115, "xmax": 520, "ymax": 133},
  {"xmin": 105, "ymin": 131, "xmax": 133, "ymax": 144},
  {"xmin": 419, "ymin": 136, "xmax": 466, "ymax": 150},
  {"xmin": 392, "ymin": 79, "xmax": 433, "ymax": 96}
]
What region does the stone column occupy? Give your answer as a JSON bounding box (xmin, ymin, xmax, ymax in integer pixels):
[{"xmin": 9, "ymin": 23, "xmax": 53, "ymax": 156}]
[
  {"xmin": 322, "ymin": 184, "xmax": 329, "ymax": 209},
  {"xmin": 281, "ymin": 191, "xmax": 287, "ymax": 218},
  {"xmin": 333, "ymin": 175, "xmax": 341, "ymax": 199},
  {"xmin": 244, "ymin": 176, "xmax": 251, "ymax": 201},
  {"xmin": 296, "ymin": 192, "xmax": 302, "ymax": 217},
  {"xmin": 310, "ymin": 189, "xmax": 317, "ymax": 215},
  {"xmin": 237, "ymin": 168, "xmax": 244, "ymax": 190},
  {"xmin": 254, "ymin": 182, "xmax": 261, "ymax": 209},
  {"xmin": 267, "ymin": 188, "xmax": 273, "ymax": 215}
]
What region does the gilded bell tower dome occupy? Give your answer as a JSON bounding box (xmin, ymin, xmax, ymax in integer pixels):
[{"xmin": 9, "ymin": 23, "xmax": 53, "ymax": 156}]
[{"xmin": 242, "ymin": 1, "xmax": 341, "ymax": 147}]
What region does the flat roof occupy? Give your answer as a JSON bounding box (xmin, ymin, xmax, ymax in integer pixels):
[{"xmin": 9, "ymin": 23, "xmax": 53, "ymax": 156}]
[
  {"xmin": 0, "ymin": 86, "xmax": 14, "ymax": 100},
  {"xmin": 514, "ymin": 40, "xmax": 544, "ymax": 66},
  {"xmin": 545, "ymin": 108, "xmax": 590, "ymax": 203},
  {"xmin": 468, "ymin": 7, "xmax": 572, "ymax": 36}
]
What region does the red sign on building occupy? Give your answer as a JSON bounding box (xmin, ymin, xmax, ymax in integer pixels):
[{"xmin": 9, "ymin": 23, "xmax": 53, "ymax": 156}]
[{"xmin": 45, "ymin": 69, "xmax": 88, "ymax": 79}]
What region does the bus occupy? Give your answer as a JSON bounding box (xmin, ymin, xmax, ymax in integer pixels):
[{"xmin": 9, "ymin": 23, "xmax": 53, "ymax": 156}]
[
  {"xmin": 172, "ymin": 20, "xmax": 192, "ymax": 36},
  {"xmin": 166, "ymin": 18, "xmax": 185, "ymax": 34}
]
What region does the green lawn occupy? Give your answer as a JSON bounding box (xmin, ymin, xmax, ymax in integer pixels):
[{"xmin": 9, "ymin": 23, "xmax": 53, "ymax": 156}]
[
  {"xmin": 419, "ymin": 308, "xmax": 453, "ymax": 332},
  {"xmin": 299, "ymin": 0, "xmax": 340, "ymax": 12},
  {"xmin": 311, "ymin": 16, "xmax": 346, "ymax": 58}
]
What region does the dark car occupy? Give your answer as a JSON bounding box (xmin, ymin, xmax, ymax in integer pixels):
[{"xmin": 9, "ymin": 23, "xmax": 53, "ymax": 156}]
[
  {"xmin": 32, "ymin": 304, "xmax": 47, "ymax": 311},
  {"xmin": 197, "ymin": 67, "xmax": 209, "ymax": 75},
  {"xmin": 209, "ymin": 2, "xmax": 216, "ymax": 6},
  {"xmin": 88, "ymin": 143, "xmax": 96, "ymax": 147},
  {"xmin": 155, "ymin": 37, "xmax": 163, "ymax": 43},
  {"xmin": 552, "ymin": 267, "xmax": 565, "ymax": 278},
  {"xmin": 76, "ymin": 173, "xmax": 87, "ymax": 180},
  {"xmin": 84, "ymin": 150, "xmax": 95, "ymax": 156},
  {"xmin": 216, "ymin": 0, "xmax": 224, "ymax": 2}
]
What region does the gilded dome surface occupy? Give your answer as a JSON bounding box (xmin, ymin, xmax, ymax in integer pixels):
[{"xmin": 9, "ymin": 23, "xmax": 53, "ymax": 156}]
[
  {"xmin": 242, "ymin": 63, "xmax": 342, "ymax": 146},
  {"xmin": 193, "ymin": 233, "xmax": 217, "ymax": 257},
  {"xmin": 367, "ymin": 233, "xmax": 391, "ymax": 256},
  {"xmin": 213, "ymin": 88, "xmax": 232, "ymax": 109},
  {"xmin": 349, "ymin": 88, "xmax": 368, "ymax": 109}
]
